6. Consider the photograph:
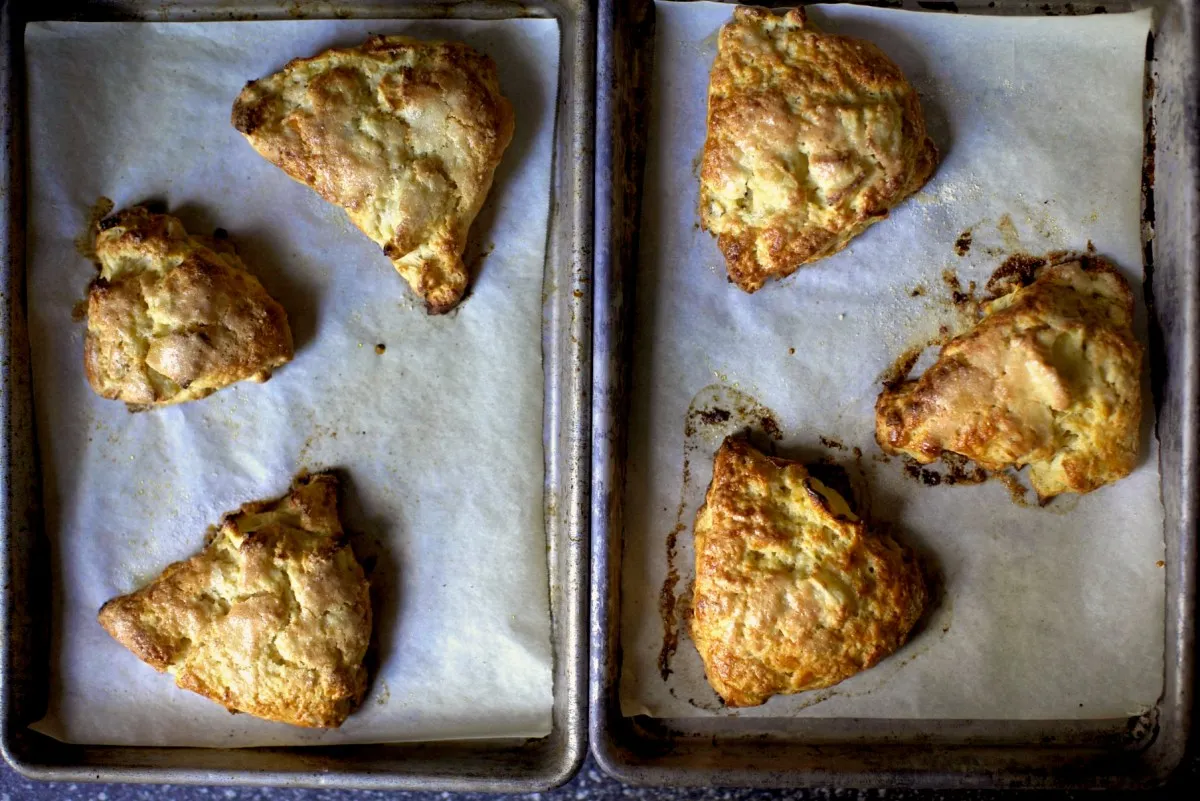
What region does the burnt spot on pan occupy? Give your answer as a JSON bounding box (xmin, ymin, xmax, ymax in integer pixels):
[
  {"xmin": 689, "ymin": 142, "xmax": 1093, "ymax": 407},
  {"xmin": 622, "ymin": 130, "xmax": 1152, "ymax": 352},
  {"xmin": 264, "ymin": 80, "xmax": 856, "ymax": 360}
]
[{"xmin": 995, "ymin": 470, "xmax": 1033, "ymax": 507}]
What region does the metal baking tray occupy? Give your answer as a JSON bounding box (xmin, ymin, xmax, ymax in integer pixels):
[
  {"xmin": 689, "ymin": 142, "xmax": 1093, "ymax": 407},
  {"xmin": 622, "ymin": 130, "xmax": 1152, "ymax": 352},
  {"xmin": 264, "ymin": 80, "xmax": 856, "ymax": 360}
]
[
  {"xmin": 0, "ymin": 0, "xmax": 591, "ymax": 791},
  {"xmin": 591, "ymin": 0, "xmax": 1196, "ymax": 789}
]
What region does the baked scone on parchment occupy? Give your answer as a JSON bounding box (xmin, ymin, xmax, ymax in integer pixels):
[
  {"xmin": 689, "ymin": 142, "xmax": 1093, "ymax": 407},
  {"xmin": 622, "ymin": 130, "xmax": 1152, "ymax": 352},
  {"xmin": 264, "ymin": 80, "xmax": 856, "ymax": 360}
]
[
  {"xmin": 85, "ymin": 207, "xmax": 293, "ymax": 409},
  {"xmin": 98, "ymin": 472, "xmax": 372, "ymax": 729},
  {"xmin": 699, "ymin": 6, "xmax": 938, "ymax": 292},
  {"xmin": 231, "ymin": 35, "xmax": 515, "ymax": 313},
  {"xmin": 690, "ymin": 438, "xmax": 927, "ymax": 707},
  {"xmin": 876, "ymin": 255, "xmax": 1143, "ymax": 499}
]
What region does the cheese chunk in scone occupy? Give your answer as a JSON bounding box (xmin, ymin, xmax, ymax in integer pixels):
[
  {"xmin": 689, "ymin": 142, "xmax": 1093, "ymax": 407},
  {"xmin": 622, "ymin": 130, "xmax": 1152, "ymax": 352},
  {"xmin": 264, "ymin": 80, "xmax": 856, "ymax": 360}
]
[
  {"xmin": 700, "ymin": 6, "xmax": 938, "ymax": 292},
  {"xmin": 875, "ymin": 256, "xmax": 1143, "ymax": 499},
  {"xmin": 690, "ymin": 438, "xmax": 927, "ymax": 707},
  {"xmin": 231, "ymin": 35, "xmax": 514, "ymax": 313},
  {"xmin": 98, "ymin": 473, "xmax": 372, "ymax": 729},
  {"xmin": 84, "ymin": 207, "xmax": 293, "ymax": 409}
]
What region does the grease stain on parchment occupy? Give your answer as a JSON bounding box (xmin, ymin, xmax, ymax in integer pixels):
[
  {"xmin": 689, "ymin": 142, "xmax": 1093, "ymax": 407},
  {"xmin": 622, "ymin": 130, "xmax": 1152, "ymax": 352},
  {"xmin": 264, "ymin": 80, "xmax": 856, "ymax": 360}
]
[{"xmin": 657, "ymin": 384, "xmax": 783, "ymax": 683}]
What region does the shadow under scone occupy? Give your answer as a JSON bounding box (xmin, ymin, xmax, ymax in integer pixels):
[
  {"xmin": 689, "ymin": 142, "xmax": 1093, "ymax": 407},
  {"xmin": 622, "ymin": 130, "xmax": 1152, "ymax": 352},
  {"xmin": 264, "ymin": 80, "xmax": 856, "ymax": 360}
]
[
  {"xmin": 98, "ymin": 472, "xmax": 373, "ymax": 729},
  {"xmin": 690, "ymin": 437, "xmax": 927, "ymax": 708}
]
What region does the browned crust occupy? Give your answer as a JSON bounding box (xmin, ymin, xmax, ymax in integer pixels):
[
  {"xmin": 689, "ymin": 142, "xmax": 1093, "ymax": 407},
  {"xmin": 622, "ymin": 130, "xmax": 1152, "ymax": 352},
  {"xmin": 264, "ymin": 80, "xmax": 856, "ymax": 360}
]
[
  {"xmin": 231, "ymin": 34, "xmax": 514, "ymax": 314},
  {"xmin": 98, "ymin": 472, "xmax": 372, "ymax": 729},
  {"xmin": 84, "ymin": 206, "xmax": 293, "ymax": 408},
  {"xmin": 875, "ymin": 255, "xmax": 1143, "ymax": 498},
  {"xmin": 699, "ymin": 6, "xmax": 938, "ymax": 292},
  {"xmin": 690, "ymin": 437, "xmax": 927, "ymax": 707}
]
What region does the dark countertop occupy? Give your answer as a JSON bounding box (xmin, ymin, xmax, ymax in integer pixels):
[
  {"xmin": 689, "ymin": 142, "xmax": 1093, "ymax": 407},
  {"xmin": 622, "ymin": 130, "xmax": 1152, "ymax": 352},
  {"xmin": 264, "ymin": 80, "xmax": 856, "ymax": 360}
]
[{"xmin": 3, "ymin": 748, "xmax": 1199, "ymax": 801}]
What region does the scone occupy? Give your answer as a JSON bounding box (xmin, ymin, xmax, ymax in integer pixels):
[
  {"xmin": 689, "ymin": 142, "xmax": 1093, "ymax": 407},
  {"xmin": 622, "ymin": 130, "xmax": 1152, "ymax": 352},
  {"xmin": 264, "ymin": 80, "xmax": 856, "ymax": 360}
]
[
  {"xmin": 231, "ymin": 35, "xmax": 514, "ymax": 313},
  {"xmin": 691, "ymin": 438, "xmax": 927, "ymax": 707},
  {"xmin": 98, "ymin": 472, "xmax": 372, "ymax": 728},
  {"xmin": 699, "ymin": 6, "xmax": 938, "ymax": 292},
  {"xmin": 876, "ymin": 255, "xmax": 1143, "ymax": 499},
  {"xmin": 85, "ymin": 207, "xmax": 293, "ymax": 408}
]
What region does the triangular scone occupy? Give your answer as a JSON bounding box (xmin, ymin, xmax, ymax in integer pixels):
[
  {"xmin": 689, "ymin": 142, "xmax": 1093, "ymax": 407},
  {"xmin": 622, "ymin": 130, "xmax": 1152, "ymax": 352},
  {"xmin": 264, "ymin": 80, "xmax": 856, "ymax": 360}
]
[
  {"xmin": 690, "ymin": 438, "xmax": 927, "ymax": 708},
  {"xmin": 876, "ymin": 256, "xmax": 1143, "ymax": 499},
  {"xmin": 85, "ymin": 207, "xmax": 293, "ymax": 408},
  {"xmin": 98, "ymin": 473, "xmax": 372, "ymax": 729},
  {"xmin": 699, "ymin": 6, "xmax": 938, "ymax": 292},
  {"xmin": 231, "ymin": 35, "xmax": 514, "ymax": 314}
]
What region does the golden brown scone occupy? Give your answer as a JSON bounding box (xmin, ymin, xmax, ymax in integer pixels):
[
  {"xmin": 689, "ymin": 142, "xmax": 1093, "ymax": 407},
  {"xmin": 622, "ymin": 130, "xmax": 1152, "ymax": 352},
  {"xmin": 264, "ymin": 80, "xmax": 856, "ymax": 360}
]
[
  {"xmin": 231, "ymin": 35, "xmax": 514, "ymax": 313},
  {"xmin": 876, "ymin": 256, "xmax": 1143, "ymax": 499},
  {"xmin": 98, "ymin": 472, "xmax": 372, "ymax": 729},
  {"xmin": 690, "ymin": 438, "xmax": 927, "ymax": 707},
  {"xmin": 699, "ymin": 6, "xmax": 938, "ymax": 292},
  {"xmin": 84, "ymin": 207, "xmax": 293, "ymax": 408}
]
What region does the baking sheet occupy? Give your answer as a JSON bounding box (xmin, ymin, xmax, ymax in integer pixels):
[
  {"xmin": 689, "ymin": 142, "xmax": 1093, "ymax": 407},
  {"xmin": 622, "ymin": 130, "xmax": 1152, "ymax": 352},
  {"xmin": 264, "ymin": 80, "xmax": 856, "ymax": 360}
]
[
  {"xmin": 621, "ymin": 1, "xmax": 1164, "ymax": 721},
  {"xmin": 25, "ymin": 17, "xmax": 559, "ymax": 747}
]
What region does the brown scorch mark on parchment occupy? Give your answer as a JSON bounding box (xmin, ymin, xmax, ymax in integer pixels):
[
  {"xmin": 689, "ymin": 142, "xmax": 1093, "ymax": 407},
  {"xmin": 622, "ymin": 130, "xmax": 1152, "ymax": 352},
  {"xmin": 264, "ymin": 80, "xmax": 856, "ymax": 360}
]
[
  {"xmin": 881, "ymin": 345, "xmax": 925, "ymax": 389},
  {"xmin": 657, "ymin": 523, "xmax": 685, "ymax": 680},
  {"xmin": 941, "ymin": 269, "xmax": 977, "ymax": 310},
  {"xmin": 900, "ymin": 453, "xmax": 988, "ymax": 488},
  {"xmin": 954, "ymin": 229, "xmax": 973, "ymax": 256},
  {"xmin": 985, "ymin": 252, "xmax": 1047, "ymax": 294},
  {"xmin": 696, "ymin": 408, "xmax": 730, "ymax": 426}
]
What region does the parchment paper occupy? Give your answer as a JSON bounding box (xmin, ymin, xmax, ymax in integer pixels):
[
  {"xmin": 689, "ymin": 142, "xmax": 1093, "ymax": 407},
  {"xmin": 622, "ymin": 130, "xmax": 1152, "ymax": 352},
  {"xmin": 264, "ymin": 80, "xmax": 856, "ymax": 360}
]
[
  {"xmin": 621, "ymin": 2, "xmax": 1165, "ymax": 720},
  {"xmin": 26, "ymin": 17, "xmax": 558, "ymax": 746}
]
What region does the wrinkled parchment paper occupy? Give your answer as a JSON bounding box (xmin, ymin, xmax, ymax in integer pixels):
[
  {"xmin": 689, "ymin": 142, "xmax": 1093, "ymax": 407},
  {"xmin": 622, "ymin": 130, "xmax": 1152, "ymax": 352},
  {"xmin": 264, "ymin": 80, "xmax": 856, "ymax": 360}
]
[
  {"xmin": 26, "ymin": 17, "xmax": 558, "ymax": 746},
  {"xmin": 621, "ymin": 2, "xmax": 1164, "ymax": 720}
]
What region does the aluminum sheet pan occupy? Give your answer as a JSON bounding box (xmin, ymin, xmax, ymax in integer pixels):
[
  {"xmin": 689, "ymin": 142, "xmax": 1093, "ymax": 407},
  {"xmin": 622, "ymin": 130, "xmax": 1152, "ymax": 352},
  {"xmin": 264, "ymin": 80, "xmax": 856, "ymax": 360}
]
[
  {"xmin": 0, "ymin": 0, "xmax": 592, "ymax": 791},
  {"xmin": 591, "ymin": 0, "xmax": 1196, "ymax": 789}
]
